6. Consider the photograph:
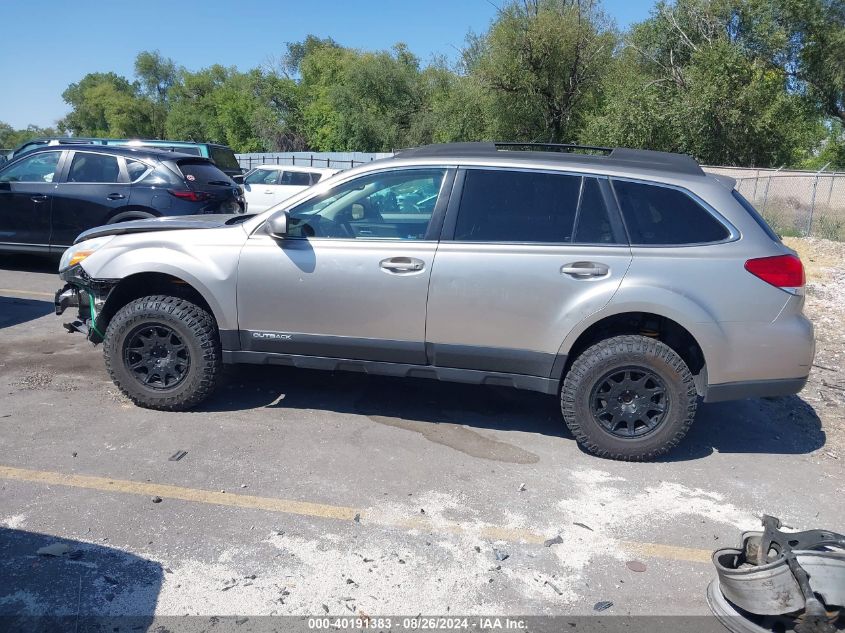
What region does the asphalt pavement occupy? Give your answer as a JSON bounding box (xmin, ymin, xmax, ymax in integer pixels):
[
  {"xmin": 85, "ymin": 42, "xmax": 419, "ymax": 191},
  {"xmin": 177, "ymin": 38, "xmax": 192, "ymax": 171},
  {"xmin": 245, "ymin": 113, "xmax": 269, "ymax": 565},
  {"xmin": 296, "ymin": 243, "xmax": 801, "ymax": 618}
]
[{"xmin": 0, "ymin": 253, "xmax": 841, "ymax": 627}]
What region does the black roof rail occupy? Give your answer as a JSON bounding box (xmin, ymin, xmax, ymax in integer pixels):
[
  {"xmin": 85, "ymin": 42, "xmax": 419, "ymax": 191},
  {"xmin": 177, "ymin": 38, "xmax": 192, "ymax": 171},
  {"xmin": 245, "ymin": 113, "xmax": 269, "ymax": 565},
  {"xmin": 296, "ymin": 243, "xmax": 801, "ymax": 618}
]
[
  {"xmin": 394, "ymin": 142, "xmax": 705, "ymax": 176},
  {"xmin": 494, "ymin": 142, "xmax": 612, "ymax": 154}
]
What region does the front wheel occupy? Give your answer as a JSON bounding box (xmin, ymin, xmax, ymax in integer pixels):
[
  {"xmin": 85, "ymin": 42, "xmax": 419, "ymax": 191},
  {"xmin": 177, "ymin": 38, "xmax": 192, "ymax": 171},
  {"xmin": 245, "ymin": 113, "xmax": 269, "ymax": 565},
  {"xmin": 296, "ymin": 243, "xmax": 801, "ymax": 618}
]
[
  {"xmin": 561, "ymin": 335, "xmax": 697, "ymax": 461},
  {"xmin": 103, "ymin": 295, "xmax": 221, "ymax": 411}
]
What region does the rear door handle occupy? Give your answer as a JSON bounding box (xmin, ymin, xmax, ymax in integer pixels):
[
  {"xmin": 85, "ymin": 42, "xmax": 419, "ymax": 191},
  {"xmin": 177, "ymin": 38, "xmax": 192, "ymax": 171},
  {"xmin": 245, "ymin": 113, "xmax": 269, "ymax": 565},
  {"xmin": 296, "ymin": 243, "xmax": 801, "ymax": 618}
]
[
  {"xmin": 380, "ymin": 257, "xmax": 425, "ymax": 273},
  {"xmin": 561, "ymin": 262, "xmax": 609, "ymax": 278},
  {"xmin": 31, "ymin": 194, "xmax": 48, "ymax": 202},
  {"xmin": 107, "ymin": 193, "xmax": 125, "ymax": 200}
]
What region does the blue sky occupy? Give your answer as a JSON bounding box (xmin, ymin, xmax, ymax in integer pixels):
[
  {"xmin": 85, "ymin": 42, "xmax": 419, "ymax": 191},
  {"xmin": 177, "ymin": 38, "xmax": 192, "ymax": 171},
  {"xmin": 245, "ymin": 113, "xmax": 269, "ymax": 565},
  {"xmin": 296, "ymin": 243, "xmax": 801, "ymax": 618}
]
[{"xmin": 0, "ymin": 0, "xmax": 653, "ymax": 129}]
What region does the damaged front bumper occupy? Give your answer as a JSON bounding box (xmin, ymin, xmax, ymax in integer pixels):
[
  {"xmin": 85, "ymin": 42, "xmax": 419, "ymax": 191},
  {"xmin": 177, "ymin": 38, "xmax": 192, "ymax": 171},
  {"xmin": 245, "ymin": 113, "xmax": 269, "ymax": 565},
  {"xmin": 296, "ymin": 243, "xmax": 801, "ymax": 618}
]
[{"xmin": 54, "ymin": 265, "xmax": 115, "ymax": 343}]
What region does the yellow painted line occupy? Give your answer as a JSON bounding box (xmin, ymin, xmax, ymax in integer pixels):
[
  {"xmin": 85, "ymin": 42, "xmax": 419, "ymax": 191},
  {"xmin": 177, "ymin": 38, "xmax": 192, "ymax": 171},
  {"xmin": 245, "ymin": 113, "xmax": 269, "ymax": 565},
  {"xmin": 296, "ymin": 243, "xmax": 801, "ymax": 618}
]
[
  {"xmin": 0, "ymin": 289, "xmax": 53, "ymax": 298},
  {"xmin": 0, "ymin": 464, "xmax": 713, "ymax": 564}
]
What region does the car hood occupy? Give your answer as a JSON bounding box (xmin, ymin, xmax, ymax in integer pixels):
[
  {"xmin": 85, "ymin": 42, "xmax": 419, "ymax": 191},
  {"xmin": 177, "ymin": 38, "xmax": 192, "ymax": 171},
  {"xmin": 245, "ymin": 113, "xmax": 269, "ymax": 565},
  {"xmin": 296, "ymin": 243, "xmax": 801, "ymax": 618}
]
[{"xmin": 75, "ymin": 214, "xmax": 247, "ymax": 244}]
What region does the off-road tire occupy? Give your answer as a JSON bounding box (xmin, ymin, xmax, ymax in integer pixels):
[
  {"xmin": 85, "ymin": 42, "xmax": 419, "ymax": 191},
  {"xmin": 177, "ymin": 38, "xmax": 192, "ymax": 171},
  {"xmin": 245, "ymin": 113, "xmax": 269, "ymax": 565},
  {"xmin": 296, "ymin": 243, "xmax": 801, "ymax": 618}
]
[
  {"xmin": 561, "ymin": 335, "xmax": 697, "ymax": 461},
  {"xmin": 103, "ymin": 295, "xmax": 221, "ymax": 411}
]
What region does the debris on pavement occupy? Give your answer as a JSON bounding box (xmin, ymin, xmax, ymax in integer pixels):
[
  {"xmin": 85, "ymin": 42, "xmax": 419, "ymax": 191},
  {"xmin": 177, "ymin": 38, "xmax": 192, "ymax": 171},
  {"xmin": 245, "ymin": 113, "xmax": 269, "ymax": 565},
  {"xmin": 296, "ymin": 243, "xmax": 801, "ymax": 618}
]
[
  {"xmin": 168, "ymin": 450, "xmax": 187, "ymax": 462},
  {"xmin": 626, "ymin": 560, "xmax": 647, "ymax": 573},
  {"xmin": 493, "ymin": 548, "xmax": 509, "ymax": 561},
  {"xmin": 543, "ymin": 535, "xmax": 563, "ymax": 547},
  {"xmin": 36, "ymin": 543, "xmax": 72, "ymax": 557},
  {"xmin": 594, "ymin": 601, "xmax": 613, "ymax": 611},
  {"xmin": 544, "ymin": 580, "xmax": 563, "ymax": 596}
]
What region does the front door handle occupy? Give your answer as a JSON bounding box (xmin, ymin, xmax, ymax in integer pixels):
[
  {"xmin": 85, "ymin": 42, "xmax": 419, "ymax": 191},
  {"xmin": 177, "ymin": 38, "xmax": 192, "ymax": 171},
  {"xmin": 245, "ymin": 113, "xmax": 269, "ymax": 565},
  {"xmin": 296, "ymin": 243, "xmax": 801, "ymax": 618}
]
[
  {"xmin": 380, "ymin": 257, "xmax": 425, "ymax": 273},
  {"xmin": 107, "ymin": 193, "xmax": 126, "ymax": 200},
  {"xmin": 561, "ymin": 262, "xmax": 609, "ymax": 278},
  {"xmin": 31, "ymin": 194, "xmax": 48, "ymax": 203}
]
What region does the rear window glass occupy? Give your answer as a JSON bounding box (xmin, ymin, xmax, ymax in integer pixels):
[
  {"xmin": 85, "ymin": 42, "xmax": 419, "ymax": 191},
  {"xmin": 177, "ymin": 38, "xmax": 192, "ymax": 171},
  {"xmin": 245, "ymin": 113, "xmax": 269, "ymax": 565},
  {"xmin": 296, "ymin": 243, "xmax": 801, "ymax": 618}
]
[
  {"xmin": 613, "ymin": 180, "xmax": 730, "ymax": 245},
  {"xmin": 209, "ymin": 146, "xmax": 241, "ymax": 171},
  {"xmin": 455, "ymin": 169, "xmax": 581, "ymax": 243},
  {"xmin": 176, "ymin": 160, "xmax": 233, "ymax": 186},
  {"xmin": 732, "ymin": 190, "xmax": 780, "ymax": 242}
]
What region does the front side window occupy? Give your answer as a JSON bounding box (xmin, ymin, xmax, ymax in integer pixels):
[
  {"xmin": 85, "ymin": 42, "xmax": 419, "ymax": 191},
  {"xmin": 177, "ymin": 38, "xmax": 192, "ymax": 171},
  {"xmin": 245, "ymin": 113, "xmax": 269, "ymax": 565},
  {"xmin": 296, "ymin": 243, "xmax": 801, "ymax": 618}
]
[
  {"xmin": 613, "ymin": 180, "xmax": 730, "ymax": 245},
  {"xmin": 245, "ymin": 169, "xmax": 279, "ymax": 185},
  {"xmin": 67, "ymin": 153, "xmax": 120, "ymax": 183},
  {"xmin": 0, "ymin": 151, "xmax": 61, "ymax": 183},
  {"xmin": 285, "ymin": 168, "xmax": 447, "ymax": 240},
  {"xmin": 454, "ymin": 169, "xmax": 582, "ymax": 243}
]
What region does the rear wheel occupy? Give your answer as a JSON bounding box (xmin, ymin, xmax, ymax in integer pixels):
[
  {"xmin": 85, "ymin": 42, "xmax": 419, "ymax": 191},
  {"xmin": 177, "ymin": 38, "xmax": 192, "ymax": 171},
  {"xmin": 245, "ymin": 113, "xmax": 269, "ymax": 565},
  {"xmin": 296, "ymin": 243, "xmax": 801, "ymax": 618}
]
[
  {"xmin": 103, "ymin": 295, "xmax": 221, "ymax": 410},
  {"xmin": 561, "ymin": 335, "xmax": 697, "ymax": 461}
]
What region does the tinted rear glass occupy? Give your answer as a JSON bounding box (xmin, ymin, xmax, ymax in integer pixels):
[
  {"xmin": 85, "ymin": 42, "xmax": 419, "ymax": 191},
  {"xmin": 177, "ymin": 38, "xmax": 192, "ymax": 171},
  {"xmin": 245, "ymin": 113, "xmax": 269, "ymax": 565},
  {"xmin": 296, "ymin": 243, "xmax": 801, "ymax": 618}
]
[
  {"xmin": 455, "ymin": 169, "xmax": 581, "ymax": 243},
  {"xmin": 209, "ymin": 146, "xmax": 241, "ymax": 171},
  {"xmin": 176, "ymin": 160, "xmax": 233, "ymax": 187},
  {"xmin": 613, "ymin": 180, "xmax": 730, "ymax": 245},
  {"xmin": 732, "ymin": 190, "xmax": 780, "ymax": 242}
]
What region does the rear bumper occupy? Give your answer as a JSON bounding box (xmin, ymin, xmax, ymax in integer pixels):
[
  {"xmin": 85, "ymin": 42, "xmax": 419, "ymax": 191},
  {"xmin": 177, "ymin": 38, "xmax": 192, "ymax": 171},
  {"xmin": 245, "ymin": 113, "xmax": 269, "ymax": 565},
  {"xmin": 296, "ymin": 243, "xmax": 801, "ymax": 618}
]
[{"xmin": 703, "ymin": 376, "xmax": 809, "ymax": 403}]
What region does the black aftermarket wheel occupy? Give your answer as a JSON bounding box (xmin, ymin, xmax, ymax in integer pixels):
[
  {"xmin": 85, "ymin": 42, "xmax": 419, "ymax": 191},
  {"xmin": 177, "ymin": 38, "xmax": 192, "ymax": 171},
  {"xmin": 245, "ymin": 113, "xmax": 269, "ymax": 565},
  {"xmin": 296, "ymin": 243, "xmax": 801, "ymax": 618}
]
[
  {"xmin": 561, "ymin": 334, "xmax": 697, "ymax": 461},
  {"xmin": 103, "ymin": 295, "xmax": 221, "ymax": 411}
]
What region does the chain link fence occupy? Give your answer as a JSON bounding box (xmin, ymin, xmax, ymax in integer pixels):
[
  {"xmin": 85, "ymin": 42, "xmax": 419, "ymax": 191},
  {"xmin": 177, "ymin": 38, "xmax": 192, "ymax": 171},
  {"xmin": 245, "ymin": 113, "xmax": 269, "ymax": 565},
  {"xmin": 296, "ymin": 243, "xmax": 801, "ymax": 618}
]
[{"xmin": 704, "ymin": 166, "xmax": 845, "ymax": 241}]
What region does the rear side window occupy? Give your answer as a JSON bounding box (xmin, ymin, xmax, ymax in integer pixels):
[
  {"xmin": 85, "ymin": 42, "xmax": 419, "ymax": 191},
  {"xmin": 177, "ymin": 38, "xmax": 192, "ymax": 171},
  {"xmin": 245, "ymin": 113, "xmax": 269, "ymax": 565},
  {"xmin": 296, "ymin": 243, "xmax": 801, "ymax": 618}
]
[
  {"xmin": 574, "ymin": 178, "xmax": 621, "ymax": 244},
  {"xmin": 67, "ymin": 152, "xmax": 121, "ymax": 183},
  {"xmin": 455, "ymin": 169, "xmax": 581, "ymax": 243},
  {"xmin": 732, "ymin": 190, "xmax": 780, "ymax": 242},
  {"xmin": 281, "ymin": 171, "xmax": 312, "ymax": 186},
  {"xmin": 176, "ymin": 160, "xmax": 233, "ymax": 186},
  {"xmin": 612, "ymin": 180, "xmax": 730, "ymax": 245},
  {"xmin": 209, "ymin": 146, "xmax": 241, "ymax": 171}
]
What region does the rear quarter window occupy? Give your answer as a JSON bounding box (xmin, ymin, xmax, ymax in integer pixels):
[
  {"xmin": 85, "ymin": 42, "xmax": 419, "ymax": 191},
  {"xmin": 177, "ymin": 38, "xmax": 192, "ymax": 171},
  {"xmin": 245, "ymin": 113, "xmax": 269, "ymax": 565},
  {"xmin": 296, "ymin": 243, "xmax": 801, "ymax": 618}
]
[
  {"xmin": 612, "ymin": 180, "xmax": 730, "ymax": 245},
  {"xmin": 732, "ymin": 190, "xmax": 781, "ymax": 242}
]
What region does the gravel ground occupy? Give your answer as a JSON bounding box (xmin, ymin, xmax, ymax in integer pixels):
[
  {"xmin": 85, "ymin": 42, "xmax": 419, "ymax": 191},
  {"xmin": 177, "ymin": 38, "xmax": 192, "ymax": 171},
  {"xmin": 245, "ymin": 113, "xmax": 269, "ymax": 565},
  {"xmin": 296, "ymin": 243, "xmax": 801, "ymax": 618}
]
[{"xmin": 784, "ymin": 237, "xmax": 845, "ymax": 458}]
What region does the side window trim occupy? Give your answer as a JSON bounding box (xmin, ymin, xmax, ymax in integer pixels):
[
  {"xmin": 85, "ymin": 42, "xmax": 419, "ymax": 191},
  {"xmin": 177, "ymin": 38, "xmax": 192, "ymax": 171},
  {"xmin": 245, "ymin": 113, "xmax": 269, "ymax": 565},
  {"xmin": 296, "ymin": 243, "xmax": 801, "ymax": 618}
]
[{"xmin": 608, "ymin": 176, "xmax": 739, "ymax": 247}]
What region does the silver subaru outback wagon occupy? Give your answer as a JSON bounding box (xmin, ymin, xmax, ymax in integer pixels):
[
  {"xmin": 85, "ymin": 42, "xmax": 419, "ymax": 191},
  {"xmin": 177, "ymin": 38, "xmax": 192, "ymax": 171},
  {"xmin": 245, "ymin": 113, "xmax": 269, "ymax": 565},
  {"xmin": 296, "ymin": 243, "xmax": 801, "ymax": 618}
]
[{"xmin": 54, "ymin": 142, "xmax": 815, "ymax": 460}]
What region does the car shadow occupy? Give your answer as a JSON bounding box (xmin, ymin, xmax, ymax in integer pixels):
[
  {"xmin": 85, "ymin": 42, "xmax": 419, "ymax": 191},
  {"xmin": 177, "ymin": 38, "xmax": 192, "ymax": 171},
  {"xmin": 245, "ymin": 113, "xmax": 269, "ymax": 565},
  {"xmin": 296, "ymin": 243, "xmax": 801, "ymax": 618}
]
[
  {"xmin": 0, "ymin": 527, "xmax": 162, "ymax": 631},
  {"xmin": 203, "ymin": 365, "xmax": 825, "ymax": 460},
  {"xmin": 0, "ymin": 297, "xmax": 53, "ymax": 329},
  {"xmin": 0, "ymin": 254, "xmax": 58, "ymax": 273}
]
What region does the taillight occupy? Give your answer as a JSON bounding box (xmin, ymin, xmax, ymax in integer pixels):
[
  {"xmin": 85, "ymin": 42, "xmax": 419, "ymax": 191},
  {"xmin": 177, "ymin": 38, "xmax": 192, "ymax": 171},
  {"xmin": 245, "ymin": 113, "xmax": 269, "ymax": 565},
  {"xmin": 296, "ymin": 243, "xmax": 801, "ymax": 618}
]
[
  {"xmin": 744, "ymin": 254, "xmax": 805, "ymax": 289},
  {"xmin": 169, "ymin": 189, "xmax": 212, "ymax": 202}
]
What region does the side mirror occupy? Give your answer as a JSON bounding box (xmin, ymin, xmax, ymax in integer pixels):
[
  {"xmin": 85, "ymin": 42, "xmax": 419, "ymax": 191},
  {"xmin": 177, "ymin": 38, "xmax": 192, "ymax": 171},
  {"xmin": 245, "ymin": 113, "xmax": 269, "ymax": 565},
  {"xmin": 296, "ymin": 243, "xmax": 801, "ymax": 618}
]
[{"xmin": 266, "ymin": 211, "xmax": 288, "ymax": 239}]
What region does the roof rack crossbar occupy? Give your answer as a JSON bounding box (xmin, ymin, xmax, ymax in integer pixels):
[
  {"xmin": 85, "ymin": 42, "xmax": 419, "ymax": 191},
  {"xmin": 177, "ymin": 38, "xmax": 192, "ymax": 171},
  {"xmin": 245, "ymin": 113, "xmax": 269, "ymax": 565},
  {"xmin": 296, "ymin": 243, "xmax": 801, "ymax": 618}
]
[{"xmin": 494, "ymin": 142, "xmax": 612, "ymax": 154}]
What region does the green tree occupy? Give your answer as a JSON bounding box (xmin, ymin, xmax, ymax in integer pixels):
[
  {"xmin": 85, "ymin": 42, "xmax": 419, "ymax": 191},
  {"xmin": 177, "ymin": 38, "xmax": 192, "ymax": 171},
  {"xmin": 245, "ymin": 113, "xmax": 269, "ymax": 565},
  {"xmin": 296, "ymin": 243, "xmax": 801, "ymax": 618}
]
[
  {"xmin": 134, "ymin": 50, "xmax": 179, "ymax": 137},
  {"xmin": 59, "ymin": 72, "xmax": 153, "ymax": 137},
  {"xmin": 469, "ymin": 0, "xmax": 617, "ymax": 143}
]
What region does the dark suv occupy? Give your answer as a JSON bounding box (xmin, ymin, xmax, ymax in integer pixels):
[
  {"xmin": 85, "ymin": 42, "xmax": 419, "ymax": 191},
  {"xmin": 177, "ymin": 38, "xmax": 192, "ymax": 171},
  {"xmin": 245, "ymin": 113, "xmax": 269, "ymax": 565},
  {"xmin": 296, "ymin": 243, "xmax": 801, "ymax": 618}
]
[{"xmin": 0, "ymin": 145, "xmax": 244, "ymax": 255}]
